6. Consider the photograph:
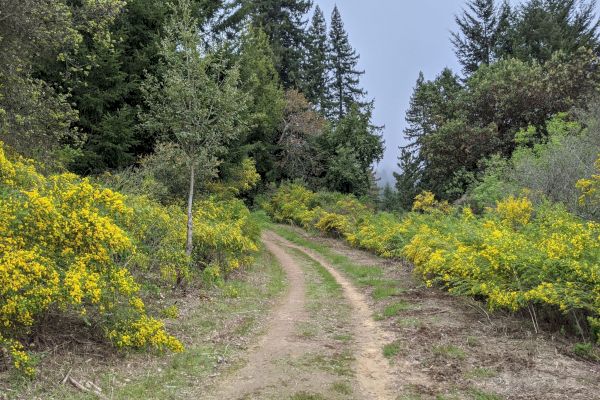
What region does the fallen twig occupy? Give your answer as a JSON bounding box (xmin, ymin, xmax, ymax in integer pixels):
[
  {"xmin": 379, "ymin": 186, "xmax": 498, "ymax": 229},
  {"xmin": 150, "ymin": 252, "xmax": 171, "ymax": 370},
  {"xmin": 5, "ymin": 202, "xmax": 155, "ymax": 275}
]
[
  {"xmin": 60, "ymin": 367, "xmax": 72, "ymax": 385},
  {"xmin": 67, "ymin": 376, "xmax": 108, "ymax": 400}
]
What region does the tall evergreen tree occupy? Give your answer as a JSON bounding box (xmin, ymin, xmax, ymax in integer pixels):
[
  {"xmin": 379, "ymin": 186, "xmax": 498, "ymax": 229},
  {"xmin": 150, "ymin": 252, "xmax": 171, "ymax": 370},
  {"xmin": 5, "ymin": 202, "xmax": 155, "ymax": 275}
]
[
  {"xmin": 236, "ymin": 26, "xmax": 285, "ymax": 182},
  {"xmin": 36, "ymin": 0, "xmax": 223, "ymax": 174},
  {"xmin": 304, "ymin": 5, "xmax": 329, "ymax": 110},
  {"xmin": 219, "ymin": 0, "xmax": 312, "ymax": 88},
  {"xmin": 403, "ymin": 69, "xmax": 463, "ymax": 148},
  {"xmin": 327, "ymin": 6, "xmax": 366, "ymax": 120},
  {"xmin": 508, "ymin": 0, "xmax": 599, "ymax": 63},
  {"xmin": 320, "ymin": 104, "xmax": 384, "ymax": 195},
  {"xmin": 451, "ymin": 0, "xmax": 511, "ymax": 75},
  {"xmin": 0, "ymin": 0, "xmax": 125, "ymax": 165},
  {"xmin": 68, "ymin": 41, "xmax": 137, "ymax": 174},
  {"xmin": 394, "ymin": 147, "xmax": 422, "ymax": 209},
  {"xmin": 379, "ymin": 183, "xmax": 400, "ymax": 212}
]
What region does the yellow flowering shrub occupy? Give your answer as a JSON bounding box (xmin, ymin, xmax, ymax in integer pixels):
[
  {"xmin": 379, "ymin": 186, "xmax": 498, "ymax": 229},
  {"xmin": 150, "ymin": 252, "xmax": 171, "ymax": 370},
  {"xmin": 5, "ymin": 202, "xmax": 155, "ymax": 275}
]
[
  {"xmin": 268, "ymin": 184, "xmax": 600, "ymax": 342},
  {"xmin": 577, "ymin": 155, "xmax": 600, "ymax": 207},
  {"xmin": 0, "ymin": 143, "xmax": 182, "ymax": 375},
  {"xmin": 412, "ymin": 191, "xmax": 451, "ymax": 213},
  {"xmin": 268, "ymin": 183, "xmax": 320, "ymax": 228},
  {"xmin": 496, "ymin": 195, "xmax": 534, "ymax": 225},
  {"xmin": 207, "ymin": 158, "xmax": 261, "ymax": 199},
  {"xmin": 314, "ymin": 212, "xmax": 348, "ymax": 236},
  {"xmin": 125, "ymin": 195, "xmax": 190, "ymax": 284},
  {"xmin": 193, "ymin": 198, "xmax": 259, "ymax": 278}
]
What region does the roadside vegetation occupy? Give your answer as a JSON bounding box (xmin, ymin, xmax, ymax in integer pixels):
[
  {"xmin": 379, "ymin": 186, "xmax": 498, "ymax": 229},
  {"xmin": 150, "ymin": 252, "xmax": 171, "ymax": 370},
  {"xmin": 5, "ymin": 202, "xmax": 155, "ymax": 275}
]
[
  {"xmin": 265, "ymin": 173, "xmax": 600, "ymax": 346},
  {"xmin": 1, "ymin": 0, "xmax": 600, "ymax": 396}
]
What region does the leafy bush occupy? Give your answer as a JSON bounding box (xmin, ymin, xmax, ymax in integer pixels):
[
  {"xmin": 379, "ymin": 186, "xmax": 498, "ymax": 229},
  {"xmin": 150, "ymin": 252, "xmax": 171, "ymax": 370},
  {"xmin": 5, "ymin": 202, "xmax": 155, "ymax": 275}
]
[
  {"xmin": 577, "ymin": 155, "xmax": 600, "ymax": 211},
  {"xmin": 192, "ymin": 198, "xmax": 260, "ymax": 277},
  {"xmin": 468, "ymin": 113, "xmax": 600, "ymax": 219},
  {"xmin": 268, "ymin": 182, "xmax": 600, "ymax": 343},
  {"xmin": 267, "ymin": 183, "xmax": 322, "ymax": 228},
  {"xmin": 0, "ymin": 143, "xmax": 183, "ymax": 375},
  {"xmin": 125, "ymin": 195, "xmax": 189, "ymax": 284},
  {"xmin": 0, "ymin": 142, "xmax": 261, "ymax": 375}
]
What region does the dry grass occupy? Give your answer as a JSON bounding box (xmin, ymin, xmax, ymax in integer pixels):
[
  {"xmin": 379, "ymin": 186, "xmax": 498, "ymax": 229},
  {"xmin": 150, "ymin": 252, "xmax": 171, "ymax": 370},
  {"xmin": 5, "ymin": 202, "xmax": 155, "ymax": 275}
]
[{"xmin": 1, "ymin": 247, "xmax": 286, "ymax": 400}]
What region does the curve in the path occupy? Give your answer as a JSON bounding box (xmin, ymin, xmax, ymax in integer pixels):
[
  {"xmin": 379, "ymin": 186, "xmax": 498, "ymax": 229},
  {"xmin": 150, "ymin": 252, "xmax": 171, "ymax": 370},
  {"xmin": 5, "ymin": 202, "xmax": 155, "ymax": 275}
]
[{"xmin": 273, "ymin": 232, "xmax": 398, "ymax": 400}]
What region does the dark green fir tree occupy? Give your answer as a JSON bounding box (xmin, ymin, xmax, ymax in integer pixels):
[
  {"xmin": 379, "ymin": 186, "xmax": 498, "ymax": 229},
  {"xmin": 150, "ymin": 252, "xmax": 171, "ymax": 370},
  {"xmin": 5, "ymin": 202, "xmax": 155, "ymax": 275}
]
[
  {"xmin": 509, "ymin": 0, "xmax": 599, "ymax": 63},
  {"xmin": 219, "ymin": 0, "xmax": 313, "ymax": 88},
  {"xmin": 327, "ymin": 5, "xmax": 366, "ymax": 120},
  {"xmin": 451, "ymin": 0, "xmax": 511, "ymax": 75},
  {"xmin": 236, "ymin": 26, "xmax": 285, "ymax": 182},
  {"xmin": 304, "ymin": 5, "xmax": 329, "ymax": 111}
]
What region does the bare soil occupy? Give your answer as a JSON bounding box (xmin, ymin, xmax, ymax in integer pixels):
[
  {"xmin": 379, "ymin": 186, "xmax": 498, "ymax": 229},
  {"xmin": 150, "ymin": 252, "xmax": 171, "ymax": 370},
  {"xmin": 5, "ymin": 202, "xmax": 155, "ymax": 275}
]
[
  {"xmin": 280, "ymin": 235, "xmax": 415, "ymax": 399},
  {"xmin": 207, "ymin": 231, "xmax": 403, "ymax": 399},
  {"xmin": 206, "ymin": 231, "xmax": 318, "ymax": 399}
]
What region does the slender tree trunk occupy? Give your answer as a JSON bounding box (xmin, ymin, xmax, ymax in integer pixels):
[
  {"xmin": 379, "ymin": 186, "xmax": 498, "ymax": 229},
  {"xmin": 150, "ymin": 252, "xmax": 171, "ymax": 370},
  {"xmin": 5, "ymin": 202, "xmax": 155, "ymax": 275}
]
[
  {"xmin": 177, "ymin": 164, "xmax": 195, "ymax": 288},
  {"xmin": 186, "ymin": 164, "xmax": 195, "ymax": 258}
]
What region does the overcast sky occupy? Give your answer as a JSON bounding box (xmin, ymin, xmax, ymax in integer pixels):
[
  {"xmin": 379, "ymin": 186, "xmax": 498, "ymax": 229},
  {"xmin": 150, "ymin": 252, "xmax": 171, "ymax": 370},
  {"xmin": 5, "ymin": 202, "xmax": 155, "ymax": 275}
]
[{"xmin": 312, "ymin": 0, "xmax": 467, "ymax": 184}]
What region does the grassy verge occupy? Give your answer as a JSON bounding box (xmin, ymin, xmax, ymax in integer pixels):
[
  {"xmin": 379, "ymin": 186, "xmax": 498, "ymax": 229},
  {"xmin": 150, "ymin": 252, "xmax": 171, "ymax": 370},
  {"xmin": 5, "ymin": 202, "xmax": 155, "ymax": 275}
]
[
  {"xmin": 271, "ymin": 225, "xmax": 408, "ymax": 308},
  {"xmin": 4, "ymin": 247, "xmax": 286, "ymax": 400}
]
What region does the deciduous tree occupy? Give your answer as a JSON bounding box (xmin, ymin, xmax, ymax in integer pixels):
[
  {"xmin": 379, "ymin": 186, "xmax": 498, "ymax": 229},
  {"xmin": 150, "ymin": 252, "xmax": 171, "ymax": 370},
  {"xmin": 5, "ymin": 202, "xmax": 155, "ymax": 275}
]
[{"xmin": 141, "ymin": 0, "xmax": 247, "ymax": 259}]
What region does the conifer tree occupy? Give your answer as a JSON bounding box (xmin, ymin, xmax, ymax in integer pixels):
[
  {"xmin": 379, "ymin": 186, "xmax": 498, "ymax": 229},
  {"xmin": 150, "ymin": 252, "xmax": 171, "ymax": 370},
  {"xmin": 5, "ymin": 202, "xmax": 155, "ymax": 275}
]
[
  {"xmin": 219, "ymin": 0, "xmax": 312, "ymax": 88},
  {"xmin": 69, "ymin": 42, "xmax": 137, "ymax": 174},
  {"xmin": 394, "ymin": 148, "xmax": 422, "ymax": 209},
  {"xmin": 304, "ymin": 5, "xmax": 329, "ymax": 110},
  {"xmin": 237, "ymin": 26, "xmax": 285, "ymax": 181},
  {"xmin": 320, "ymin": 104, "xmax": 384, "ymax": 195},
  {"xmin": 509, "ymin": 0, "xmax": 599, "ymax": 63},
  {"xmin": 327, "ymin": 5, "xmax": 366, "ymax": 120},
  {"xmin": 451, "ymin": 0, "xmax": 511, "ymax": 75}
]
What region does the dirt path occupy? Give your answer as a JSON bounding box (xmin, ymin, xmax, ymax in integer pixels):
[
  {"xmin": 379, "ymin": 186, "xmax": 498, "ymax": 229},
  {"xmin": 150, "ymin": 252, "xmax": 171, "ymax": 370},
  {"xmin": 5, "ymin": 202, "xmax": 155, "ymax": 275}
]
[
  {"xmin": 277, "ymin": 234, "xmax": 402, "ymax": 400},
  {"xmin": 279, "ymin": 225, "xmax": 600, "ymax": 400},
  {"xmin": 208, "ymin": 231, "xmax": 400, "ymax": 399},
  {"xmin": 207, "ymin": 231, "xmax": 311, "ymax": 399}
]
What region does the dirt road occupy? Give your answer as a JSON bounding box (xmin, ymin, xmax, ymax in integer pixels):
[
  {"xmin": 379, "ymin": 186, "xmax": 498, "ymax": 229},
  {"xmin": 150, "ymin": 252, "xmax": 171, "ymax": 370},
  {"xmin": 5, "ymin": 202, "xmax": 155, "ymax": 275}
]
[
  {"xmin": 208, "ymin": 231, "xmax": 402, "ymax": 399},
  {"xmin": 208, "ymin": 228, "xmax": 600, "ymax": 400}
]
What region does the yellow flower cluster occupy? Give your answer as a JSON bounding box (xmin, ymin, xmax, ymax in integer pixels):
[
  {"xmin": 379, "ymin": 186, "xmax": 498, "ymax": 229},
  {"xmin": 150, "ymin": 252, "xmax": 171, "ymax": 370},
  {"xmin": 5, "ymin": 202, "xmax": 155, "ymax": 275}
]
[
  {"xmin": 124, "ymin": 195, "xmax": 190, "ymax": 284},
  {"xmin": 207, "ymin": 158, "xmax": 261, "ymax": 198},
  {"xmin": 577, "ymin": 155, "xmax": 600, "ymax": 206},
  {"xmin": 268, "ymin": 184, "xmax": 600, "ymax": 343},
  {"xmin": 193, "ymin": 198, "xmax": 259, "ymax": 280},
  {"xmin": 0, "ymin": 143, "xmax": 182, "ymax": 375},
  {"xmin": 496, "ymin": 195, "xmax": 534, "ymax": 225},
  {"xmin": 108, "ymin": 316, "xmax": 184, "ymax": 353},
  {"xmin": 412, "ymin": 191, "xmax": 451, "ymax": 213}
]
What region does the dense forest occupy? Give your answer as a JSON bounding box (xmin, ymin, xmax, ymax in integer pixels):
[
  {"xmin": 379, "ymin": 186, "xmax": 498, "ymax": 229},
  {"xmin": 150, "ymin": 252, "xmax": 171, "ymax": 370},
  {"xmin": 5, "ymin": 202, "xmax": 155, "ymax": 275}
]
[
  {"xmin": 1, "ymin": 0, "xmax": 382, "ymax": 196},
  {"xmin": 1, "ymin": 0, "xmax": 599, "ymax": 398}
]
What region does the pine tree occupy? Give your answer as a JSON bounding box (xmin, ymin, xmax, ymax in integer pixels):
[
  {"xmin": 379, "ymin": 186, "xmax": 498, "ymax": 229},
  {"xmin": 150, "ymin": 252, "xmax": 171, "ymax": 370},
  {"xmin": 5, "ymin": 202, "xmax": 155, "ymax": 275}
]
[
  {"xmin": 404, "ymin": 69, "xmax": 462, "ymax": 147},
  {"xmin": 237, "ymin": 26, "xmax": 285, "ymax": 181},
  {"xmin": 397, "ymin": 69, "xmax": 463, "ymax": 200},
  {"xmin": 69, "ymin": 42, "xmax": 137, "ymax": 174},
  {"xmin": 379, "ymin": 183, "xmax": 399, "ymax": 212},
  {"xmin": 320, "ymin": 104, "xmax": 384, "ymax": 195},
  {"xmin": 509, "ymin": 0, "xmax": 599, "ymax": 63},
  {"xmin": 451, "ymin": 0, "xmax": 511, "ymax": 75},
  {"xmin": 304, "ymin": 5, "xmax": 329, "ymax": 110},
  {"xmin": 394, "ymin": 147, "xmax": 422, "ymax": 210},
  {"xmin": 219, "ymin": 0, "xmax": 312, "ymax": 88},
  {"xmin": 327, "ymin": 5, "xmax": 366, "ymax": 120}
]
